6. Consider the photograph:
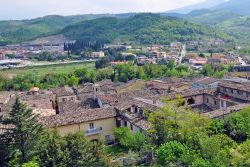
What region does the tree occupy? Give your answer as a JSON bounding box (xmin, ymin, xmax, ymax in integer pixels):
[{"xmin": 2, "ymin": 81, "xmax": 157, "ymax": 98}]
[
  {"xmin": 5, "ymin": 54, "xmax": 16, "ymax": 59},
  {"xmin": 137, "ymin": 67, "xmax": 147, "ymax": 80},
  {"xmin": 200, "ymin": 64, "xmax": 213, "ymax": 76},
  {"xmin": 199, "ymin": 134, "xmax": 236, "ymax": 167},
  {"xmin": 95, "ymin": 57, "xmax": 110, "ymax": 69},
  {"xmin": 224, "ymin": 107, "xmax": 250, "ymax": 142},
  {"xmin": 36, "ymin": 130, "xmax": 66, "ymax": 167},
  {"xmin": 114, "ymin": 127, "xmax": 146, "ymax": 151},
  {"xmin": 0, "ymin": 138, "xmax": 9, "ymax": 167},
  {"xmin": 74, "ymin": 68, "xmax": 96, "ymax": 83},
  {"xmin": 231, "ymin": 140, "xmax": 250, "ymax": 166},
  {"xmin": 148, "ymin": 97, "xmax": 212, "ymax": 149},
  {"xmin": 198, "ymin": 53, "xmax": 205, "ymax": 58},
  {"xmin": 167, "ymin": 59, "xmax": 175, "ymax": 70},
  {"xmin": 22, "ymin": 161, "xmax": 39, "ymax": 167},
  {"xmin": 156, "ymin": 141, "xmax": 192, "ymax": 166},
  {"xmin": 0, "ymin": 97, "xmax": 43, "ymax": 164},
  {"xmin": 63, "ymin": 132, "xmax": 109, "ymax": 167},
  {"xmin": 67, "ymin": 75, "xmax": 79, "ymax": 87}
]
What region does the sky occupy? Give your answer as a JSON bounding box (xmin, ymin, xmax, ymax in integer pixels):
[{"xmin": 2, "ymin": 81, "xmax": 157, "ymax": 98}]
[{"xmin": 0, "ymin": 0, "xmax": 205, "ymax": 20}]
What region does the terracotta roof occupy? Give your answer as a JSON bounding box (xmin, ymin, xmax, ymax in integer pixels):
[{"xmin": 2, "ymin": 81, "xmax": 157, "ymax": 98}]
[
  {"xmin": 60, "ymin": 98, "xmax": 99, "ymax": 113},
  {"xmin": 77, "ymin": 83, "xmax": 94, "ymax": 94},
  {"xmin": 29, "ymin": 87, "xmax": 39, "ymax": 92},
  {"xmin": 133, "ymin": 118, "xmax": 150, "ymax": 131},
  {"xmin": 203, "ymin": 104, "xmax": 250, "ymax": 118},
  {"xmin": 115, "ymin": 97, "xmax": 159, "ymax": 112},
  {"xmin": 20, "ymin": 93, "xmax": 55, "ymax": 117},
  {"xmin": 0, "ymin": 92, "xmax": 15, "ymax": 104},
  {"xmin": 97, "ymin": 94, "xmax": 119, "ymax": 106},
  {"xmin": 39, "ymin": 108, "xmax": 117, "ymax": 127},
  {"xmin": 96, "ymin": 79, "xmax": 113, "ymax": 87},
  {"xmin": 52, "ymin": 87, "xmax": 75, "ymax": 97},
  {"xmin": 196, "ymin": 77, "xmax": 218, "ymax": 85},
  {"xmin": 219, "ymin": 81, "xmax": 250, "ymax": 93}
]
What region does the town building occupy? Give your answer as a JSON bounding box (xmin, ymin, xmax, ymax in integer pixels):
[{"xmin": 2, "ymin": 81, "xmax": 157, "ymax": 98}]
[
  {"xmin": 192, "ymin": 77, "xmax": 218, "ymax": 89},
  {"xmin": 91, "ymin": 51, "xmax": 105, "ymax": 58}
]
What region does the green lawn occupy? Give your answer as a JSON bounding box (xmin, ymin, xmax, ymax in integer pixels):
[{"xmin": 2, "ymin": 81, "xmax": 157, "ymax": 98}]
[{"xmin": 0, "ymin": 62, "xmax": 95, "ymax": 78}]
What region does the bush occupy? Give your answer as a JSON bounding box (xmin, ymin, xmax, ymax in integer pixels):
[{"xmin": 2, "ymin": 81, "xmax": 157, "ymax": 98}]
[
  {"xmin": 114, "ymin": 127, "xmax": 146, "ymax": 151},
  {"xmin": 156, "ymin": 141, "xmax": 192, "ymax": 166}
]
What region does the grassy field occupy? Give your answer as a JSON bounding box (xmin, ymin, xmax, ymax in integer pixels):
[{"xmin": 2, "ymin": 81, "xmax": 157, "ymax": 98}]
[{"xmin": 0, "ymin": 62, "xmax": 95, "ymax": 78}]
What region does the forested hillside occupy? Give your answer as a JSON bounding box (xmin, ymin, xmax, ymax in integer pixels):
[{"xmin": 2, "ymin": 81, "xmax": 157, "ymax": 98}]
[
  {"xmin": 0, "ymin": 13, "xmax": 233, "ymax": 46},
  {"xmin": 169, "ymin": 9, "xmax": 250, "ymax": 44},
  {"xmin": 62, "ymin": 13, "xmax": 231, "ymax": 45},
  {"xmin": 0, "ymin": 14, "xmax": 124, "ymax": 45}
]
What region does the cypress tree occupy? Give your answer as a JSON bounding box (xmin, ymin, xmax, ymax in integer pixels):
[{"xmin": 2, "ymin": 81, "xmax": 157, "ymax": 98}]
[{"xmin": 0, "ymin": 97, "xmax": 43, "ymax": 164}]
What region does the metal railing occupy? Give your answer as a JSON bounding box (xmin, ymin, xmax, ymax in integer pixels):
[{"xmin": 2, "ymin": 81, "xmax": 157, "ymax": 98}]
[{"xmin": 85, "ymin": 127, "xmax": 102, "ymax": 136}]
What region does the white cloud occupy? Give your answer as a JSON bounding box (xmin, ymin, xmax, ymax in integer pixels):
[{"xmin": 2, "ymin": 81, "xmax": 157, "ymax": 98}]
[{"xmin": 0, "ymin": 0, "xmax": 205, "ymax": 20}]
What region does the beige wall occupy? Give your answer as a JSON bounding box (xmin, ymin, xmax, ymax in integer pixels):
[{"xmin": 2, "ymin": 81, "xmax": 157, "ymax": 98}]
[
  {"xmin": 185, "ymin": 94, "xmax": 204, "ymax": 105},
  {"xmin": 204, "ymin": 95, "xmax": 220, "ymax": 109},
  {"xmin": 55, "ymin": 117, "xmax": 116, "ymax": 142}
]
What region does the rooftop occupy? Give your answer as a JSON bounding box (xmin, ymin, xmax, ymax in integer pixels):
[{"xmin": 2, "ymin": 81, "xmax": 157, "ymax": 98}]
[
  {"xmin": 40, "ymin": 107, "xmax": 117, "ymax": 127},
  {"xmin": 52, "ymin": 87, "xmax": 75, "ymax": 97},
  {"xmin": 219, "ymin": 80, "xmax": 250, "ymax": 93},
  {"xmin": 195, "ymin": 77, "xmax": 218, "ymax": 85}
]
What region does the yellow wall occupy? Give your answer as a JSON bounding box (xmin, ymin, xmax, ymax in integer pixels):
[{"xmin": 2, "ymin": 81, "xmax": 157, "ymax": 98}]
[{"xmin": 55, "ymin": 117, "xmax": 116, "ymax": 141}]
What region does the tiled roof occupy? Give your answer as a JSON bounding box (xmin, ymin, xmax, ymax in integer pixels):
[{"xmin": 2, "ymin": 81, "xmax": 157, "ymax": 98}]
[
  {"xmin": 29, "ymin": 87, "xmax": 39, "ymax": 92},
  {"xmin": 203, "ymin": 104, "xmax": 250, "ymax": 118},
  {"xmin": 0, "ymin": 91, "xmax": 15, "ymax": 104},
  {"xmin": 196, "ymin": 77, "xmax": 218, "ymax": 85},
  {"xmin": 219, "ymin": 81, "xmax": 250, "ymax": 93},
  {"xmin": 97, "ymin": 94, "xmax": 119, "ymax": 106},
  {"xmin": 77, "ymin": 83, "xmax": 94, "ymax": 94},
  {"xmin": 52, "ymin": 87, "xmax": 75, "ymax": 97},
  {"xmin": 133, "ymin": 118, "xmax": 150, "ymax": 131},
  {"xmin": 20, "ymin": 93, "xmax": 55, "ymax": 117},
  {"xmin": 60, "ymin": 98, "xmax": 99, "ymax": 113},
  {"xmin": 39, "ymin": 108, "xmax": 117, "ymax": 127},
  {"xmin": 96, "ymin": 79, "xmax": 113, "ymax": 87}
]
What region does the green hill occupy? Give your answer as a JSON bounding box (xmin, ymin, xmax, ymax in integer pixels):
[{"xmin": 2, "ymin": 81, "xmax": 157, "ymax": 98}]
[
  {"xmin": 0, "ymin": 14, "xmax": 124, "ymax": 45},
  {"xmin": 172, "ymin": 10, "xmax": 250, "ymax": 44},
  {"xmin": 62, "ymin": 13, "xmax": 231, "ymax": 45}
]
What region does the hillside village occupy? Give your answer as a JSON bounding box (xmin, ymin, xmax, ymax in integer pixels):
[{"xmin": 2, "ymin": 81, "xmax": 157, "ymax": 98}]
[
  {"xmin": 1, "ymin": 76, "xmax": 250, "ymax": 144},
  {"xmin": 1, "ymin": 0, "xmax": 250, "ymax": 166}
]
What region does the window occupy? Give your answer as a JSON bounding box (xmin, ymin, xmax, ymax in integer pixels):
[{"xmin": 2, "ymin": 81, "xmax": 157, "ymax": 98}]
[
  {"xmin": 214, "ymin": 101, "xmax": 217, "ymax": 105},
  {"xmin": 105, "ymin": 135, "xmax": 111, "ymax": 141},
  {"xmin": 130, "ymin": 124, "xmax": 133, "ymax": 131},
  {"xmin": 124, "ymin": 121, "xmax": 127, "ymax": 127},
  {"xmin": 221, "ymin": 101, "xmax": 224, "ymax": 108},
  {"xmin": 89, "ymin": 123, "xmax": 94, "ymax": 129},
  {"xmin": 207, "ymin": 98, "xmax": 209, "ymax": 103},
  {"xmin": 135, "ymin": 107, "xmax": 138, "ymax": 114}
]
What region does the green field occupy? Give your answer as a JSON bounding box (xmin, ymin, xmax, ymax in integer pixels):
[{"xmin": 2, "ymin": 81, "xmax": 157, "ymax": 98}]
[{"xmin": 0, "ymin": 62, "xmax": 95, "ymax": 78}]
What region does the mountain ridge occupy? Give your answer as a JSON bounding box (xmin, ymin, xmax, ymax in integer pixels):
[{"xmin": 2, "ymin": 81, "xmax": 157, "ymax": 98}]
[{"xmin": 62, "ymin": 13, "xmax": 231, "ymax": 45}]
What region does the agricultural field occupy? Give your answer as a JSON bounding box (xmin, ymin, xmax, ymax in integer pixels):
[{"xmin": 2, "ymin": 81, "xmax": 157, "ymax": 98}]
[{"xmin": 0, "ymin": 61, "xmax": 95, "ymax": 78}]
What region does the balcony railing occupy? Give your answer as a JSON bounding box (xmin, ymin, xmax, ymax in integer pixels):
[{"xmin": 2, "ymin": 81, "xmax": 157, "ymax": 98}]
[{"xmin": 85, "ymin": 127, "xmax": 102, "ymax": 136}]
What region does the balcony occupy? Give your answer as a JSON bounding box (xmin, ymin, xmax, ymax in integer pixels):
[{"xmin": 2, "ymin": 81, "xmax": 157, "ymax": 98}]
[{"xmin": 85, "ymin": 127, "xmax": 102, "ymax": 136}]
